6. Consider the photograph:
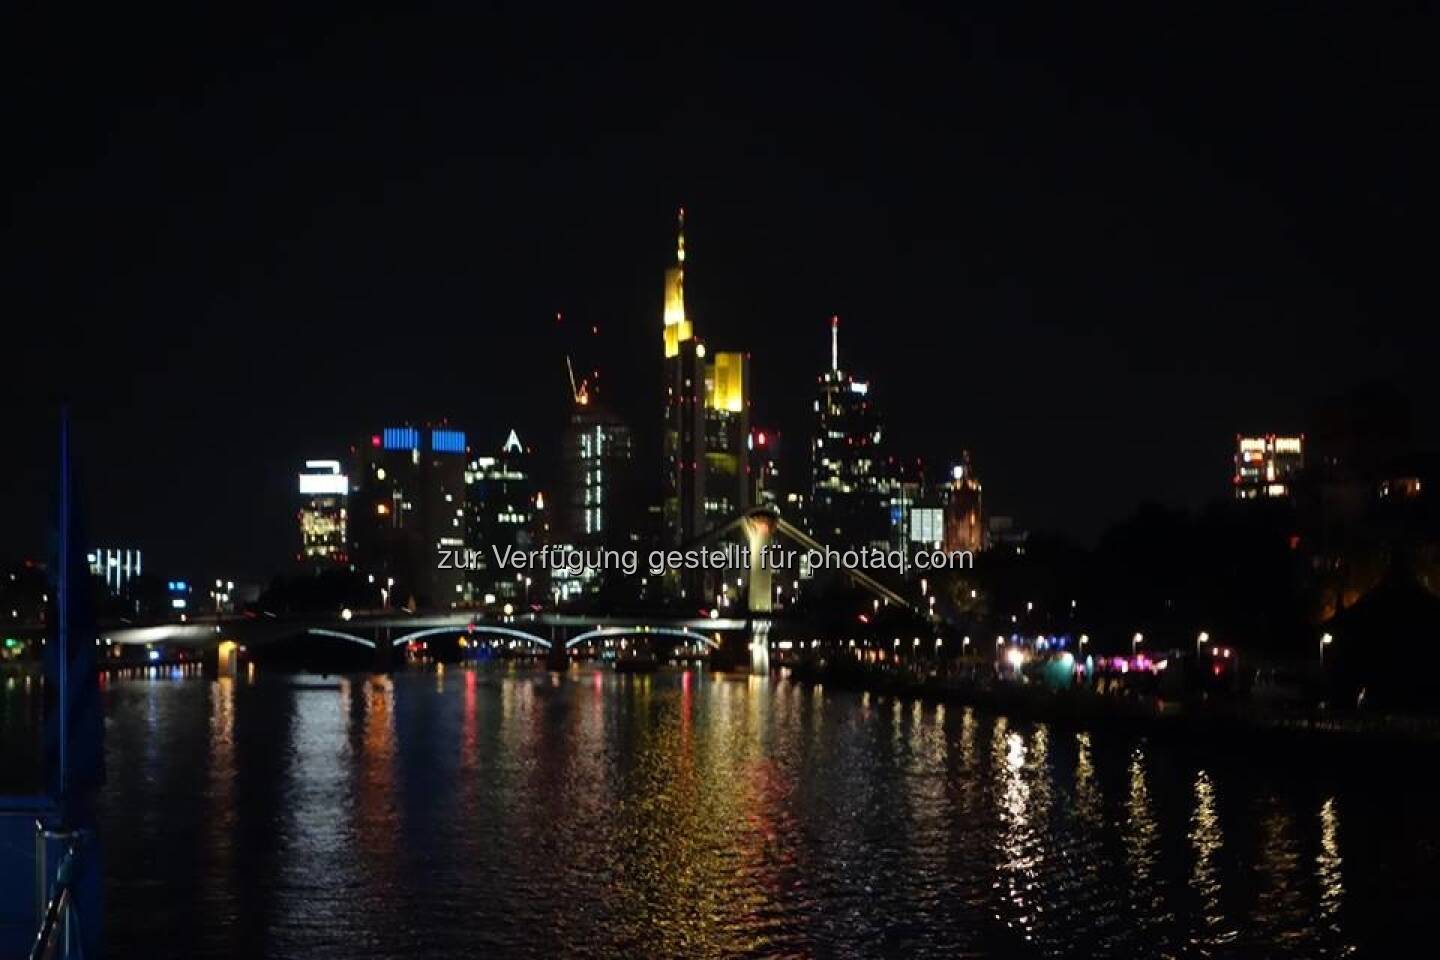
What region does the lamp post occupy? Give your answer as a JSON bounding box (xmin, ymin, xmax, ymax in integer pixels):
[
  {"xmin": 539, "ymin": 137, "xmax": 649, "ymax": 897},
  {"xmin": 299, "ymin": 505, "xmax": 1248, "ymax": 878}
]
[
  {"xmin": 1132, "ymin": 632, "xmax": 1144, "ymax": 659},
  {"xmin": 1320, "ymin": 632, "xmax": 1333, "ymax": 665},
  {"xmin": 1196, "ymin": 630, "xmax": 1209, "ymax": 660}
]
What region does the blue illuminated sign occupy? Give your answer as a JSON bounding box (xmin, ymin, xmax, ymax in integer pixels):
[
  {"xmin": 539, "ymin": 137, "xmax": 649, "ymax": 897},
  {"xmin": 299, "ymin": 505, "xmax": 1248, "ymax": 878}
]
[
  {"xmin": 431, "ymin": 429, "xmax": 466, "ymax": 454},
  {"xmin": 382, "ymin": 427, "xmax": 420, "ymax": 451}
]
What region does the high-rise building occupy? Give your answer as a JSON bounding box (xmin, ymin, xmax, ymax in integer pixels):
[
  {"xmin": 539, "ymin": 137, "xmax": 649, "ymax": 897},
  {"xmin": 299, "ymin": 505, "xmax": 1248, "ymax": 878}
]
[
  {"xmin": 748, "ymin": 427, "xmax": 782, "ymax": 508},
  {"xmin": 941, "ymin": 453, "xmax": 985, "ymax": 553},
  {"xmin": 703, "ymin": 349, "xmax": 750, "ymax": 527},
  {"xmin": 881, "ymin": 456, "xmax": 926, "ymax": 553},
  {"xmin": 1234, "ymin": 434, "xmax": 1304, "ymax": 499},
  {"xmin": 352, "ymin": 426, "xmax": 468, "ymax": 608},
  {"xmin": 661, "ymin": 209, "xmax": 707, "ymax": 546},
  {"xmin": 562, "ymin": 400, "xmax": 636, "ymax": 550},
  {"xmin": 296, "ymin": 460, "xmax": 349, "ymax": 569},
  {"xmin": 811, "ymin": 316, "xmax": 889, "ymax": 549},
  {"xmin": 87, "ymin": 548, "xmax": 142, "ymax": 596},
  {"xmin": 658, "ymin": 209, "xmax": 755, "ymax": 550},
  {"xmin": 463, "ymin": 429, "xmax": 538, "ymax": 605}
]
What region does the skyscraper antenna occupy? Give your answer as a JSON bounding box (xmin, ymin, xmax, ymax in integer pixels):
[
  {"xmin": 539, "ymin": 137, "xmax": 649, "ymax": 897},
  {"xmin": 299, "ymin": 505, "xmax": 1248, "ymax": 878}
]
[
  {"xmin": 676, "ymin": 206, "xmax": 685, "ymax": 264},
  {"xmin": 831, "ymin": 315, "xmax": 839, "ymax": 373}
]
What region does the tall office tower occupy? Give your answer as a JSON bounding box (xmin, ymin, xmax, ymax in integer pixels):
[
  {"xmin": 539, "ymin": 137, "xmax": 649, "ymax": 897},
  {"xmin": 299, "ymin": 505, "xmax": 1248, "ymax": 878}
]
[
  {"xmin": 296, "ymin": 460, "xmax": 350, "ymax": 570},
  {"xmin": 353, "ymin": 425, "xmax": 468, "ymax": 608},
  {"xmin": 562, "ymin": 399, "xmax": 636, "ymax": 550},
  {"xmin": 810, "ymin": 316, "xmax": 889, "ymax": 549},
  {"xmin": 883, "ymin": 457, "xmax": 927, "ymax": 553},
  {"xmin": 748, "ymin": 427, "xmax": 782, "ymax": 508},
  {"xmin": 87, "ymin": 548, "xmax": 142, "ymax": 596},
  {"xmin": 463, "ymin": 429, "xmax": 538, "ymax": 605},
  {"xmin": 1234, "ymin": 434, "xmax": 1304, "ymax": 499},
  {"xmin": 941, "ymin": 453, "xmax": 985, "ymax": 553},
  {"xmin": 661, "ymin": 208, "xmax": 707, "ymax": 545},
  {"xmin": 703, "ymin": 349, "xmax": 750, "ymax": 528}
]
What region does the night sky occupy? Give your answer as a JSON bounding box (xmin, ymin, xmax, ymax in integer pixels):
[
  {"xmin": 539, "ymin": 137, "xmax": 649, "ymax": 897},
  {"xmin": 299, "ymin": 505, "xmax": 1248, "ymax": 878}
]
[{"xmin": 4, "ymin": 2, "xmax": 1437, "ymax": 583}]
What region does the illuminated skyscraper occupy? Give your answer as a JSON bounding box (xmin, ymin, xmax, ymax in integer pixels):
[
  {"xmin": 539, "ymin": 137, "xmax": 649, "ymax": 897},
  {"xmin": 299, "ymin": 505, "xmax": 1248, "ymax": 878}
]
[
  {"xmin": 811, "ymin": 316, "xmax": 889, "ymax": 549},
  {"xmin": 941, "ymin": 453, "xmax": 985, "ymax": 553},
  {"xmin": 660, "ymin": 209, "xmax": 753, "ymax": 545},
  {"xmin": 703, "ymin": 349, "xmax": 750, "ymax": 527},
  {"xmin": 883, "ymin": 457, "xmax": 925, "ymax": 553},
  {"xmin": 1234, "ymin": 434, "xmax": 1304, "ymax": 499},
  {"xmin": 662, "ymin": 208, "xmax": 706, "ymax": 545},
  {"xmin": 296, "ymin": 460, "xmax": 349, "ymax": 569},
  {"xmin": 748, "ymin": 427, "xmax": 782, "ymax": 508},
  {"xmin": 562, "ymin": 397, "xmax": 636, "ymax": 550},
  {"xmin": 463, "ymin": 429, "xmax": 539, "ymax": 606},
  {"xmin": 87, "ymin": 547, "xmax": 143, "ymax": 595},
  {"xmin": 353, "ymin": 425, "xmax": 467, "ymax": 608}
]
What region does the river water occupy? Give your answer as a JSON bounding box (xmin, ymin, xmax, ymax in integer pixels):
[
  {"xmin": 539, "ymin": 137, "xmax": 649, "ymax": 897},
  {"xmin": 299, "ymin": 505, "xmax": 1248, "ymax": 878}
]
[{"xmin": 5, "ymin": 665, "xmax": 1438, "ymax": 957}]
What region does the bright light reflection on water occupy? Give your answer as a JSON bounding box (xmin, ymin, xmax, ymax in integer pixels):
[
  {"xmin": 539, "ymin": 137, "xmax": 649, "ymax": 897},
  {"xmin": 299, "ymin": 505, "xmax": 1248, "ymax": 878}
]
[{"xmin": 0, "ymin": 667, "xmax": 1428, "ymax": 957}]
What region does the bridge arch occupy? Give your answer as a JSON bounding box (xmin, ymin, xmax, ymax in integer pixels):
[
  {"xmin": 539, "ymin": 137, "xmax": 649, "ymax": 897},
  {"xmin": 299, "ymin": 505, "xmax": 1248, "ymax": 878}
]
[
  {"xmin": 565, "ymin": 626, "xmax": 721, "ymax": 650},
  {"xmin": 391, "ymin": 624, "xmax": 552, "ymax": 649},
  {"xmin": 305, "ymin": 628, "xmax": 377, "ymax": 649}
]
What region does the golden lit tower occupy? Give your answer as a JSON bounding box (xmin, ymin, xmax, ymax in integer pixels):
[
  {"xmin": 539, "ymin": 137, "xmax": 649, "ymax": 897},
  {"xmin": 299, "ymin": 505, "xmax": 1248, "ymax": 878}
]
[
  {"xmin": 662, "ymin": 207, "xmax": 693, "ymax": 358},
  {"xmin": 703, "ymin": 349, "xmax": 751, "ymax": 527},
  {"xmin": 662, "ymin": 207, "xmax": 706, "ymax": 547}
]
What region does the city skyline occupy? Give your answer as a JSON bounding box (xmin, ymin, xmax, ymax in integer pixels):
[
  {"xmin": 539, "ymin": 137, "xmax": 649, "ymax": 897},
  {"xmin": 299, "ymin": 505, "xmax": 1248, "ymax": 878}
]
[
  {"xmin": 6, "ymin": 8, "xmax": 1440, "ymax": 959},
  {"xmin": 4, "ymin": 4, "xmax": 1437, "ymax": 583}
]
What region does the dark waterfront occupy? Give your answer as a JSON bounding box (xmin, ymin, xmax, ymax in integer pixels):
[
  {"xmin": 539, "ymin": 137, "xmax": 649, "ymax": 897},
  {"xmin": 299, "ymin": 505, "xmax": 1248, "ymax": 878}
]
[{"xmin": 6, "ymin": 666, "xmax": 1437, "ymax": 958}]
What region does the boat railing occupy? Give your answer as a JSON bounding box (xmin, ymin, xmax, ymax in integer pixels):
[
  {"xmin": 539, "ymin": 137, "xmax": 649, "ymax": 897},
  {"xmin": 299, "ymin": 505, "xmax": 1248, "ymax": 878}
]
[{"xmin": 28, "ymin": 828, "xmax": 87, "ymax": 960}]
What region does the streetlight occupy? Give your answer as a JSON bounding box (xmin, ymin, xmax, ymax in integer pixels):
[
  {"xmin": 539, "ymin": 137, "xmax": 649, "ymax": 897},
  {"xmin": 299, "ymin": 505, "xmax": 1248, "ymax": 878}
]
[
  {"xmin": 1132, "ymin": 632, "xmax": 1144, "ymax": 659},
  {"xmin": 1320, "ymin": 632, "xmax": 1333, "ymax": 665},
  {"xmin": 1079, "ymin": 634, "xmax": 1089, "ymax": 652},
  {"xmin": 1197, "ymin": 630, "xmax": 1209, "ymax": 660}
]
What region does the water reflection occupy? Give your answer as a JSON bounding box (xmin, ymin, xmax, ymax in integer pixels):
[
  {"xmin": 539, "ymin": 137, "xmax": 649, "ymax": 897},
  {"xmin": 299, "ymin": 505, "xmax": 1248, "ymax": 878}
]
[
  {"xmin": 0, "ymin": 669, "xmax": 1422, "ymax": 957},
  {"xmin": 1188, "ymin": 769, "xmax": 1231, "ymax": 948}
]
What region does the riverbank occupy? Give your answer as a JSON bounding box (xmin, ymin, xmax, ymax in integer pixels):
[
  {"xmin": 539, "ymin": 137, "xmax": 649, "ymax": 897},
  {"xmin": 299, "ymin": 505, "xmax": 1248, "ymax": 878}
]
[{"xmin": 777, "ymin": 656, "xmax": 1440, "ymax": 749}]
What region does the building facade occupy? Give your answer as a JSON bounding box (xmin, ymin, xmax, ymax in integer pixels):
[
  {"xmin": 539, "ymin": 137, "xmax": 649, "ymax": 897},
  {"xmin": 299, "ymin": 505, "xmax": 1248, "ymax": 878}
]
[
  {"xmin": 1234, "ymin": 434, "xmax": 1304, "ymax": 499},
  {"xmin": 703, "ymin": 349, "xmax": 750, "ymax": 528},
  {"xmin": 941, "ymin": 454, "xmax": 985, "ymax": 553},
  {"xmin": 296, "ymin": 460, "xmax": 349, "ymax": 569},
  {"xmin": 810, "ymin": 316, "xmax": 890, "ymax": 550},
  {"xmin": 660, "ymin": 209, "xmax": 752, "ymax": 546},
  {"xmin": 87, "ymin": 547, "xmax": 142, "ymax": 596},
  {"xmin": 463, "ymin": 429, "xmax": 538, "ymax": 606},
  {"xmin": 352, "ymin": 425, "xmax": 467, "ymax": 608}
]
